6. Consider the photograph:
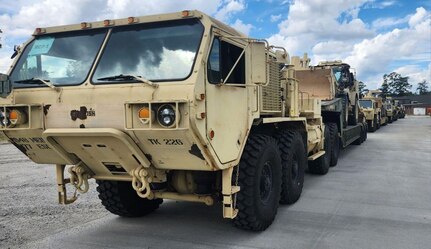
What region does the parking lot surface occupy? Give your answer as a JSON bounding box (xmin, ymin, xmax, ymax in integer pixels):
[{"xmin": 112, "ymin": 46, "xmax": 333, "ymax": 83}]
[{"xmin": 1, "ymin": 116, "xmax": 430, "ymax": 249}]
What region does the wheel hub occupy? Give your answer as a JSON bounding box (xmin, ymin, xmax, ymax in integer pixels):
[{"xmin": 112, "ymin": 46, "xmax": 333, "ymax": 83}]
[{"xmin": 260, "ymin": 161, "xmax": 273, "ymax": 204}]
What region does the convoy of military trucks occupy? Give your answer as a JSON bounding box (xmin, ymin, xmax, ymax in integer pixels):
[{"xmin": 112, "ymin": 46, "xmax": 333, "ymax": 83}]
[{"xmin": 0, "ymin": 10, "xmax": 406, "ymax": 231}]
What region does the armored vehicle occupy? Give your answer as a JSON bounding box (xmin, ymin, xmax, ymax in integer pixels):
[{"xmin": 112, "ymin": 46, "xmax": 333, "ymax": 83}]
[
  {"xmin": 0, "ymin": 10, "xmax": 342, "ymax": 231},
  {"xmin": 394, "ymin": 100, "xmax": 406, "ymax": 119},
  {"xmin": 359, "ymin": 99, "xmax": 380, "ymax": 132},
  {"xmin": 363, "ymin": 90, "xmax": 388, "ymax": 128},
  {"xmin": 291, "ymin": 56, "xmax": 367, "ymax": 165},
  {"xmin": 385, "ymin": 98, "xmax": 395, "ymax": 123}
]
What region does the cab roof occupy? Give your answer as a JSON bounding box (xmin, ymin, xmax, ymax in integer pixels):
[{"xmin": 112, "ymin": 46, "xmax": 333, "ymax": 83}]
[{"xmin": 32, "ymin": 10, "xmax": 246, "ymax": 38}]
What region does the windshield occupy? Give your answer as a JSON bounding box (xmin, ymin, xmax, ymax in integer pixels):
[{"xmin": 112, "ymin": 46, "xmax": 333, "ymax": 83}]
[
  {"xmin": 92, "ymin": 19, "xmax": 204, "ymax": 83},
  {"xmin": 332, "ymin": 67, "xmax": 342, "ymax": 82},
  {"xmin": 359, "ymin": 100, "xmax": 373, "ymax": 108},
  {"xmin": 10, "ymin": 29, "xmax": 107, "ymax": 87}
]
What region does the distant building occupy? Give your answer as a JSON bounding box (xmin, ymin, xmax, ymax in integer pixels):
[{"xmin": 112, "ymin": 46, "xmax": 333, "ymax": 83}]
[{"xmin": 394, "ymin": 94, "xmax": 431, "ymax": 115}]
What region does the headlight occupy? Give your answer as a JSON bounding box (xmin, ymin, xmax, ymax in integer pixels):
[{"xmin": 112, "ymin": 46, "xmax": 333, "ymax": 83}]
[
  {"xmin": 0, "ymin": 108, "xmax": 28, "ymax": 128},
  {"xmin": 0, "ymin": 109, "xmax": 10, "ymax": 127},
  {"xmin": 157, "ymin": 104, "xmax": 177, "ymax": 127}
]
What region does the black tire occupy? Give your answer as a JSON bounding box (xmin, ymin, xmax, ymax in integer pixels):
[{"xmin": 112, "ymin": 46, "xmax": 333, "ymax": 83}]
[
  {"xmin": 96, "ymin": 180, "xmax": 162, "ymax": 217},
  {"xmin": 367, "ymin": 120, "xmax": 373, "ymax": 132},
  {"xmin": 372, "ymin": 115, "xmax": 378, "ymax": 132},
  {"xmin": 276, "ymin": 130, "xmax": 306, "ymax": 205},
  {"xmin": 234, "ymin": 134, "xmax": 282, "ymax": 231},
  {"xmin": 363, "ymin": 123, "xmax": 368, "ymax": 141},
  {"xmin": 376, "ymin": 115, "xmax": 381, "ymax": 129},
  {"xmin": 353, "ymin": 125, "xmax": 364, "ymax": 145},
  {"xmin": 326, "ymin": 123, "xmax": 339, "ymax": 167},
  {"xmin": 308, "ymin": 125, "xmax": 331, "ymax": 175}
]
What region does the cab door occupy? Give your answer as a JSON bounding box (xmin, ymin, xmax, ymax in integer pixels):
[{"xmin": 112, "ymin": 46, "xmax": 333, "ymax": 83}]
[{"xmin": 205, "ymin": 36, "xmax": 249, "ymax": 164}]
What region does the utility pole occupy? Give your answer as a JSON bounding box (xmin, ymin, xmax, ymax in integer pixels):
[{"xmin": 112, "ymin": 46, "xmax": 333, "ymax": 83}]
[{"xmin": 0, "ymin": 28, "xmax": 3, "ymax": 48}]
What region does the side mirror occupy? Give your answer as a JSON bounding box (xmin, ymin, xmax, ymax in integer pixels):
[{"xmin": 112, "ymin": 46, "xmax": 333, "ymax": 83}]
[
  {"xmin": 249, "ymin": 41, "xmax": 267, "ymax": 85},
  {"xmin": 0, "ymin": 74, "xmax": 12, "ymax": 98},
  {"xmin": 11, "ymin": 45, "xmax": 20, "ymax": 59}
]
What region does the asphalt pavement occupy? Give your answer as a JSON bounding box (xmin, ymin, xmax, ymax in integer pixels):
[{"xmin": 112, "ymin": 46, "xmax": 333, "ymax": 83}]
[{"xmin": 1, "ymin": 116, "xmax": 430, "ymax": 249}]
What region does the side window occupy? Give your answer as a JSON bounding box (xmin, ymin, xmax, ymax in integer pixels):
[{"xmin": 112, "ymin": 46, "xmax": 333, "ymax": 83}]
[
  {"xmin": 208, "ymin": 38, "xmax": 221, "ymax": 83},
  {"xmin": 207, "ymin": 37, "xmax": 245, "ymax": 84}
]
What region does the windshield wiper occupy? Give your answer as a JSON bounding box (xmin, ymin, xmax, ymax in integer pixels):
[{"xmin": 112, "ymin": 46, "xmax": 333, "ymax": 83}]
[
  {"xmin": 97, "ymin": 74, "xmax": 158, "ymax": 88},
  {"xmin": 15, "ymin": 78, "xmax": 57, "ymax": 89}
]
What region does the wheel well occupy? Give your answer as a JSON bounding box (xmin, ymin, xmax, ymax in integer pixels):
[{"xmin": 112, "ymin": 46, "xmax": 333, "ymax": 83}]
[
  {"xmin": 322, "ymin": 111, "xmax": 341, "ymax": 133},
  {"xmin": 250, "ymin": 119, "xmax": 307, "ymax": 152}
]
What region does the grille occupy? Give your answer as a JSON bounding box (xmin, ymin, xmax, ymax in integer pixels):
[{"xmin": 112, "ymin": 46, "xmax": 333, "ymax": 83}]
[{"xmin": 262, "ymin": 61, "xmax": 282, "ymax": 112}]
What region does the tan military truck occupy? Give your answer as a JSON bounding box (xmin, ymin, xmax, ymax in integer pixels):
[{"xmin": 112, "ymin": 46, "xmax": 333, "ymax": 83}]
[
  {"xmin": 394, "ymin": 100, "xmax": 405, "ymax": 119},
  {"xmin": 291, "ymin": 56, "xmax": 367, "ymax": 165},
  {"xmin": 0, "ymin": 10, "xmax": 338, "ymax": 231},
  {"xmin": 363, "ymin": 90, "xmax": 388, "ymax": 128},
  {"xmin": 385, "ymin": 97, "xmax": 395, "ymax": 123},
  {"xmin": 389, "ymin": 98, "xmax": 401, "ymax": 121},
  {"xmin": 359, "ymin": 99, "xmax": 380, "ymax": 132}
]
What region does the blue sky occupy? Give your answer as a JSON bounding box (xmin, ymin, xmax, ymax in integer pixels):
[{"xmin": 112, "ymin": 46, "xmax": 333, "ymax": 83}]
[{"xmin": 0, "ymin": 0, "xmax": 430, "ymax": 91}]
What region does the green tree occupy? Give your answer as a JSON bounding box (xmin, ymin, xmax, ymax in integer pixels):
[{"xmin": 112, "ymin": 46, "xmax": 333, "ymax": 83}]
[
  {"xmin": 358, "ymin": 81, "xmax": 368, "ymax": 97},
  {"xmin": 379, "ymin": 81, "xmax": 391, "ymax": 98},
  {"xmin": 382, "ymin": 72, "xmax": 412, "ymax": 97},
  {"xmin": 416, "ymin": 80, "xmax": 429, "ymax": 95}
]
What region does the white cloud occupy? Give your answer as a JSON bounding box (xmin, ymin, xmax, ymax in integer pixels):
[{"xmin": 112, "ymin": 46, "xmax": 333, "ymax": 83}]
[
  {"xmin": 311, "ymin": 41, "xmax": 354, "ymax": 62},
  {"xmin": 270, "ymin": 14, "xmax": 282, "ymax": 22},
  {"xmin": 393, "ymin": 63, "xmax": 431, "ymax": 89},
  {"xmin": 408, "ymin": 6, "xmax": 429, "ymax": 27},
  {"xmin": 364, "ymin": 0, "xmax": 400, "ymax": 9},
  {"xmin": 379, "ymin": 1, "xmax": 397, "ymax": 8},
  {"xmin": 344, "ymin": 7, "xmax": 431, "ymax": 89},
  {"xmin": 267, "ymin": 2, "xmax": 430, "ymax": 91},
  {"xmin": 231, "ymin": 19, "xmax": 254, "ymax": 35},
  {"xmin": 268, "ymin": 0, "xmax": 373, "ymax": 57},
  {"xmin": 214, "ymin": 0, "xmax": 246, "ymax": 22},
  {"xmin": 372, "ymin": 16, "xmax": 409, "ymax": 30}
]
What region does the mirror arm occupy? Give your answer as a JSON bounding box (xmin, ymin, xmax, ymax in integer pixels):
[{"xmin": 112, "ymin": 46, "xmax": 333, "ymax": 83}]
[{"xmin": 217, "ymin": 34, "xmax": 269, "ymax": 49}]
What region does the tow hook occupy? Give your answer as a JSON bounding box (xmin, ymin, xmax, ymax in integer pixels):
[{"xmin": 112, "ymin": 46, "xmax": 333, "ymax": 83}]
[
  {"xmin": 131, "ymin": 166, "xmax": 153, "ymax": 199},
  {"xmin": 68, "ymin": 163, "xmax": 91, "ymax": 194},
  {"xmin": 56, "ymin": 163, "xmax": 91, "ymax": 205}
]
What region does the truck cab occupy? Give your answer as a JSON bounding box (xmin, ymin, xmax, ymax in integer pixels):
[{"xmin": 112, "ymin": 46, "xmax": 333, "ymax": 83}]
[{"xmin": 0, "ymin": 10, "xmax": 341, "ymax": 231}]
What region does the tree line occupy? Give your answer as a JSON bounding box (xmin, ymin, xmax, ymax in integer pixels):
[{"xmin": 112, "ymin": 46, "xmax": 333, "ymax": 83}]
[{"xmin": 359, "ymin": 72, "xmax": 430, "ymax": 97}]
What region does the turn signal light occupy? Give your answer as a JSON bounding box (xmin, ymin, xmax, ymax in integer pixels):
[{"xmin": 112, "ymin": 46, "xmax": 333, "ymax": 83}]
[
  {"xmin": 128, "ymin": 17, "xmax": 138, "ymax": 24},
  {"xmin": 8, "ymin": 109, "xmax": 27, "ymax": 127},
  {"xmin": 138, "ymin": 107, "xmax": 150, "ymax": 119},
  {"xmin": 81, "ymin": 22, "xmax": 91, "ymax": 29},
  {"xmin": 103, "ymin": 19, "xmax": 113, "ymax": 26},
  {"xmin": 182, "ymin": 10, "xmax": 190, "ymax": 17},
  {"xmin": 138, "ymin": 107, "xmax": 153, "ymax": 125},
  {"xmin": 35, "ymin": 28, "xmax": 46, "ymax": 34}
]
